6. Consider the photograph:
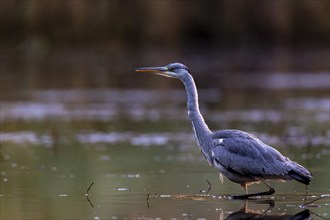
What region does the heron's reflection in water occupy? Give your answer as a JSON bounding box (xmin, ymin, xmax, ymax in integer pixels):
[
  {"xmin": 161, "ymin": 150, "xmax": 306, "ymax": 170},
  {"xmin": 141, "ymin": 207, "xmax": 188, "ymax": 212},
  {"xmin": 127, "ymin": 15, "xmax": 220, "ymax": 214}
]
[{"xmin": 223, "ymin": 200, "xmax": 311, "ymax": 220}]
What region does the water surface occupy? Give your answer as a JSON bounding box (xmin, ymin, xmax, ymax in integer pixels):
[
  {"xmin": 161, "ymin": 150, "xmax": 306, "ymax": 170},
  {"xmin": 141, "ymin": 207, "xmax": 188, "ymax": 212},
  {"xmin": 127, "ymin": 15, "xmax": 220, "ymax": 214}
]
[{"xmin": 1, "ymin": 89, "xmax": 329, "ymax": 219}]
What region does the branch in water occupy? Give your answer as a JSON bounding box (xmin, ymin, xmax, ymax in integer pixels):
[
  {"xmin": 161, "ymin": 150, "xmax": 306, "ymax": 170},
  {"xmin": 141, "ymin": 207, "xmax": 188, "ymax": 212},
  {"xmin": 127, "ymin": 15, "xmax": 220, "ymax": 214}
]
[
  {"xmin": 85, "ymin": 182, "xmax": 94, "ymax": 196},
  {"xmin": 85, "ymin": 182, "xmax": 95, "ymax": 208},
  {"xmin": 200, "ymin": 179, "xmax": 212, "ymax": 193},
  {"xmin": 146, "ymin": 193, "xmax": 150, "ymax": 209}
]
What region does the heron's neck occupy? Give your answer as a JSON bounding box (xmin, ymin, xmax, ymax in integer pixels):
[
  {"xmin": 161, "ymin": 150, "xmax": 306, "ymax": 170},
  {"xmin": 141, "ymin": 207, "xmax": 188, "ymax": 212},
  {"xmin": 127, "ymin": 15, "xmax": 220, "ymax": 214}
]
[{"xmin": 181, "ymin": 74, "xmax": 212, "ymax": 139}]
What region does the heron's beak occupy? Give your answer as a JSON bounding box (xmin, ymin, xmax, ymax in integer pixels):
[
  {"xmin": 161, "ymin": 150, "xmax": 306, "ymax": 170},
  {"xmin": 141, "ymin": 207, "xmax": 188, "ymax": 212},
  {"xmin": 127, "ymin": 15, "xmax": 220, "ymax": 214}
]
[{"xmin": 135, "ymin": 66, "xmax": 175, "ymax": 78}]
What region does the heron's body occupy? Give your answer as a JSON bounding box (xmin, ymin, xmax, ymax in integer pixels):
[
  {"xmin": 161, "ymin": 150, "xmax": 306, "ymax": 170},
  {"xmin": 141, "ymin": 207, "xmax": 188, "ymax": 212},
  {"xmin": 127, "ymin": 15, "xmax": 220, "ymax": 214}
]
[
  {"xmin": 209, "ymin": 129, "xmax": 310, "ymax": 185},
  {"xmin": 136, "ymin": 63, "xmax": 312, "ymax": 199}
]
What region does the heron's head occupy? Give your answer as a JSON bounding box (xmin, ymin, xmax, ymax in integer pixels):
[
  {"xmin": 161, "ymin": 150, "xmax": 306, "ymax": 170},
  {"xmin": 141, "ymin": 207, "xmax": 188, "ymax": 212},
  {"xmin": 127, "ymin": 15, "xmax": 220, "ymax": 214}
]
[{"xmin": 135, "ymin": 63, "xmax": 190, "ymax": 79}]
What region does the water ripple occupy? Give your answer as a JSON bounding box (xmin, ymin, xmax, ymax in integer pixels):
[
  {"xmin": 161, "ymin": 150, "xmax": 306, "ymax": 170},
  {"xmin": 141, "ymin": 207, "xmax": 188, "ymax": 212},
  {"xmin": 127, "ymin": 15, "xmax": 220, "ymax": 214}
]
[
  {"xmin": 2, "ymin": 90, "xmax": 329, "ymax": 124},
  {"xmin": 1, "ymin": 131, "xmax": 329, "ymax": 148}
]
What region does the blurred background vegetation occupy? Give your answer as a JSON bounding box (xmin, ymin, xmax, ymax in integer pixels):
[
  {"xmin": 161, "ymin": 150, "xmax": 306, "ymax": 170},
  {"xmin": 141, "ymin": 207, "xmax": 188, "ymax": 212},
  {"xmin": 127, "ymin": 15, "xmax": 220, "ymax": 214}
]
[{"xmin": 1, "ymin": 0, "xmax": 329, "ymax": 90}]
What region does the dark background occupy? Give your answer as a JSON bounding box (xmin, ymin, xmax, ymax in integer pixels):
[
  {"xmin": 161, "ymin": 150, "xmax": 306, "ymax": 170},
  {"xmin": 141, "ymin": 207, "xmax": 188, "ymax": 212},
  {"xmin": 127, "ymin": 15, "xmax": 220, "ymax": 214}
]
[{"xmin": 1, "ymin": 0, "xmax": 329, "ymax": 90}]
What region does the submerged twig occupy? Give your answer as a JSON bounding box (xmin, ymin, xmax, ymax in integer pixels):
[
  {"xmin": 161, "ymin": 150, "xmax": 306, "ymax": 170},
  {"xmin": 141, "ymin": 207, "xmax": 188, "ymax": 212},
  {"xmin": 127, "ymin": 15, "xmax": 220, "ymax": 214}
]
[
  {"xmin": 301, "ymin": 194, "xmax": 330, "ymax": 208},
  {"xmin": 85, "ymin": 182, "xmax": 94, "ymax": 196},
  {"xmin": 86, "ymin": 195, "xmax": 94, "ymax": 208},
  {"xmin": 200, "ymin": 179, "xmax": 212, "ymax": 193},
  {"xmin": 146, "ymin": 193, "xmax": 150, "ymax": 209},
  {"xmin": 85, "ymin": 182, "xmax": 95, "ymax": 208},
  {"xmin": 308, "ymin": 209, "xmax": 329, "ymax": 220},
  {"xmin": 205, "ymin": 179, "xmax": 212, "ymax": 193}
]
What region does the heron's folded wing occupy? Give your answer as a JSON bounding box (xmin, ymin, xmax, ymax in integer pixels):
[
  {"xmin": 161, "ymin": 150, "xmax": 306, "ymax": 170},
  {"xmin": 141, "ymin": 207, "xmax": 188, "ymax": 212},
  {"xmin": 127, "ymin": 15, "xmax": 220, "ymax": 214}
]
[{"xmin": 211, "ymin": 133, "xmax": 290, "ymax": 176}]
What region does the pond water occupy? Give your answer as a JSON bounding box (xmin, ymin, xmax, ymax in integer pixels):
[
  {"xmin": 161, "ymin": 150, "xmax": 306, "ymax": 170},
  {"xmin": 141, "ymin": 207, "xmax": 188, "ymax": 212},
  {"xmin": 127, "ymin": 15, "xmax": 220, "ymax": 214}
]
[{"xmin": 1, "ymin": 88, "xmax": 329, "ymax": 219}]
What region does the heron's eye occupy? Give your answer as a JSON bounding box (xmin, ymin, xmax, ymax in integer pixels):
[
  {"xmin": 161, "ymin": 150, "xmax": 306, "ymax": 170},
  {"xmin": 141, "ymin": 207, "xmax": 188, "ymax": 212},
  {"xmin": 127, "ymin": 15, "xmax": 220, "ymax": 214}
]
[{"xmin": 169, "ymin": 67, "xmax": 175, "ymax": 71}]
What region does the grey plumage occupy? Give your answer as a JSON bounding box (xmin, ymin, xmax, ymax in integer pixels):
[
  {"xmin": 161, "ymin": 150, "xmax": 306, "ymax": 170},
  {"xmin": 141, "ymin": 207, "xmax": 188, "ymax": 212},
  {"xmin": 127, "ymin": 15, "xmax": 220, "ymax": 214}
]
[
  {"xmin": 210, "ymin": 130, "xmax": 311, "ymax": 185},
  {"xmin": 136, "ymin": 62, "xmax": 312, "ymax": 199}
]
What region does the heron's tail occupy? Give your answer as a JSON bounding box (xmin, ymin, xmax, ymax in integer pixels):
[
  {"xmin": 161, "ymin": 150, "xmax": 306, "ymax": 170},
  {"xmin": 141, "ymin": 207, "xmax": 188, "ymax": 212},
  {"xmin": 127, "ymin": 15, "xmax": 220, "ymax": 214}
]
[{"xmin": 288, "ymin": 162, "xmax": 312, "ymax": 185}]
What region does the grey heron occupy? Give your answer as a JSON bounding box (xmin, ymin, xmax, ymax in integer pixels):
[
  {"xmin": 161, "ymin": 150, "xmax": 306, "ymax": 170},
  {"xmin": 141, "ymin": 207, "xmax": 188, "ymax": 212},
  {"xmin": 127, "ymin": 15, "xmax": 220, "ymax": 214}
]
[{"xmin": 136, "ymin": 62, "xmax": 312, "ymax": 199}]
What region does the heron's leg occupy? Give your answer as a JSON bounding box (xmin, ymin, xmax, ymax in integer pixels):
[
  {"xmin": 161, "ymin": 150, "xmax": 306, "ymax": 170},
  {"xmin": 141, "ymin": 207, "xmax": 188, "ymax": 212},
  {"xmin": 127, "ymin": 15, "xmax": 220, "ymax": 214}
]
[
  {"xmin": 240, "ymin": 183, "xmax": 248, "ymax": 194},
  {"xmin": 260, "ymin": 179, "xmax": 275, "ymax": 192},
  {"xmin": 230, "ymin": 179, "xmax": 275, "ymax": 200},
  {"xmin": 259, "ymin": 200, "xmax": 276, "ymax": 218},
  {"xmin": 239, "ymin": 199, "xmax": 248, "ymax": 212}
]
